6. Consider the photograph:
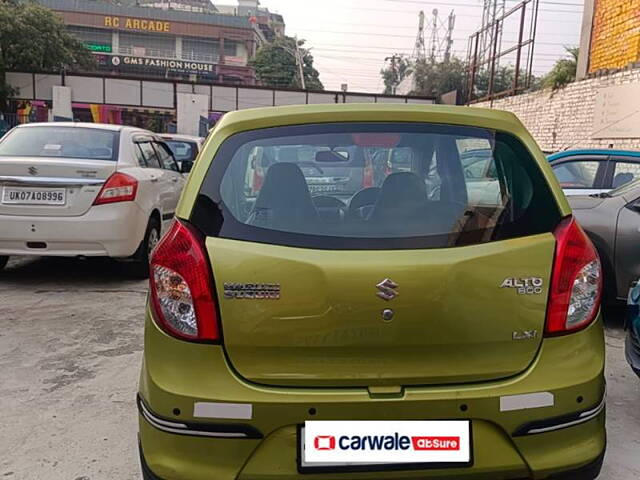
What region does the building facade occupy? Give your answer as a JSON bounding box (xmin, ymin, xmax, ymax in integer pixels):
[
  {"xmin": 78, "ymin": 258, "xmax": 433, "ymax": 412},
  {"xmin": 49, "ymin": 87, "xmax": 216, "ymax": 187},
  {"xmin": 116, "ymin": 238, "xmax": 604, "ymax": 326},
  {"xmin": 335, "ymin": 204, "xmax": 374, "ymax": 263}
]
[
  {"xmin": 39, "ymin": 0, "xmax": 271, "ymax": 84},
  {"xmin": 577, "ymin": 0, "xmax": 640, "ymax": 79}
]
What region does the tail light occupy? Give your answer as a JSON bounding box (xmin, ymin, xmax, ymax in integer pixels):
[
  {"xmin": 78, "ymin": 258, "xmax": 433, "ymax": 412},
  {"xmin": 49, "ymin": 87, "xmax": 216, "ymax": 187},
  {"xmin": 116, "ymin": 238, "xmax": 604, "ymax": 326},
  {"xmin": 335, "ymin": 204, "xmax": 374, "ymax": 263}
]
[
  {"xmin": 149, "ymin": 219, "xmax": 219, "ymax": 342},
  {"xmin": 251, "ymin": 160, "xmax": 264, "ymax": 195},
  {"xmin": 363, "ymin": 157, "xmax": 374, "ymax": 188},
  {"xmin": 93, "ymin": 172, "xmax": 138, "ymax": 205},
  {"xmin": 545, "ymin": 216, "xmax": 602, "ymax": 335}
]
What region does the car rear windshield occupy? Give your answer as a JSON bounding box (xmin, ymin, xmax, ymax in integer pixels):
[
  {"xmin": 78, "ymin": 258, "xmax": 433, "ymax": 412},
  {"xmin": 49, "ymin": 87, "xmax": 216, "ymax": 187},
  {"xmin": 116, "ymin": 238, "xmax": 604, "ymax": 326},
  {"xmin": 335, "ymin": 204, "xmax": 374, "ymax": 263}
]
[
  {"xmin": 192, "ymin": 122, "xmax": 562, "ymax": 249},
  {"xmin": 164, "ymin": 140, "xmax": 198, "ymax": 163},
  {"xmin": 0, "ymin": 127, "xmax": 118, "ymax": 161}
]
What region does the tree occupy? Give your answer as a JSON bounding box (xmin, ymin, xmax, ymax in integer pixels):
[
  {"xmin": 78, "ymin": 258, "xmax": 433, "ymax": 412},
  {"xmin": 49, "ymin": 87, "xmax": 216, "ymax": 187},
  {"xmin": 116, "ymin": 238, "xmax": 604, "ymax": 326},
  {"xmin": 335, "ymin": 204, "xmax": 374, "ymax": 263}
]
[
  {"xmin": 543, "ymin": 47, "xmax": 578, "ymax": 90},
  {"xmin": 410, "ymin": 57, "xmax": 467, "ymax": 98},
  {"xmin": 0, "ymin": 0, "xmax": 95, "ymax": 109},
  {"xmin": 380, "ymin": 56, "xmax": 412, "ymax": 95},
  {"xmin": 251, "ymin": 36, "xmax": 323, "ymax": 90}
]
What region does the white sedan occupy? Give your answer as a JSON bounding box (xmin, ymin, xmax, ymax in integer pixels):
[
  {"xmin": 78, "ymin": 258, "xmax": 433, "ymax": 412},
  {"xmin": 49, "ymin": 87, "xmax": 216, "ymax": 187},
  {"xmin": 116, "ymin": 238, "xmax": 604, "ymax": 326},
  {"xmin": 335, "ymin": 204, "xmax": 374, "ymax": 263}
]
[{"xmin": 0, "ymin": 123, "xmax": 186, "ymax": 276}]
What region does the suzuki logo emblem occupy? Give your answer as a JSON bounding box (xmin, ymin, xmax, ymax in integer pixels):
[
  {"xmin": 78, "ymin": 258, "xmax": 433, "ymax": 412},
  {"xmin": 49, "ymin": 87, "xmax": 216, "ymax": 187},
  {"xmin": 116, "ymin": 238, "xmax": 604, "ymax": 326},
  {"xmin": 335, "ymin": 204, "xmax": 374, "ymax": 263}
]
[
  {"xmin": 376, "ymin": 278, "xmax": 399, "ymax": 301},
  {"xmin": 28, "ymin": 166, "xmax": 38, "ymax": 176}
]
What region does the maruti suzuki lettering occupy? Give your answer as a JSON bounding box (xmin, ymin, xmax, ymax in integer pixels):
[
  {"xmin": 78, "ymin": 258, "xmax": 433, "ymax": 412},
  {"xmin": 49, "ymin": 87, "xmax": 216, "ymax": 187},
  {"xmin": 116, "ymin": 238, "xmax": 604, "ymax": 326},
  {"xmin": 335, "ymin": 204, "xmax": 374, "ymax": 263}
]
[{"xmin": 138, "ymin": 104, "xmax": 606, "ymax": 479}]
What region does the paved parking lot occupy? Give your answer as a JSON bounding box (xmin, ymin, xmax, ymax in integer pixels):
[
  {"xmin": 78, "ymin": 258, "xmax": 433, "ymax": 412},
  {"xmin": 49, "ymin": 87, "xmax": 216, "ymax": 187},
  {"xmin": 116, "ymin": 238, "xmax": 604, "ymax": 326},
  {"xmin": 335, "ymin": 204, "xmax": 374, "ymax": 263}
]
[{"xmin": 1, "ymin": 256, "xmax": 639, "ymax": 479}]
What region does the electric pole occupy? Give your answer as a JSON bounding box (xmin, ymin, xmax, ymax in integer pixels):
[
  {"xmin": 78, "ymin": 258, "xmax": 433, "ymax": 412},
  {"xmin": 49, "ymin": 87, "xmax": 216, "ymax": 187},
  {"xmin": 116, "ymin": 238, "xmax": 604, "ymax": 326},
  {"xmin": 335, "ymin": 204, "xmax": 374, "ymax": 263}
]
[
  {"xmin": 294, "ymin": 36, "xmax": 306, "ymax": 90},
  {"xmin": 384, "ymin": 54, "xmax": 402, "ymax": 95}
]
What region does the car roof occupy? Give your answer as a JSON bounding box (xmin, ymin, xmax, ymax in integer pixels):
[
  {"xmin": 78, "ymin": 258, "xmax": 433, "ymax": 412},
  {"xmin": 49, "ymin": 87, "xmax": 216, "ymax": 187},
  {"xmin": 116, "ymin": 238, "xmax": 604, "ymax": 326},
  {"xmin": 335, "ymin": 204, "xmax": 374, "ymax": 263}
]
[
  {"xmin": 15, "ymin": 122, "xmax": 151, "ymax": 134},
  {"xmin": 548, "ymin": 149, "xmax": 640, "ymax": 161},
  {"xmin": 212, "ymin": 104, "xmax": 526, "ymax": 137}
]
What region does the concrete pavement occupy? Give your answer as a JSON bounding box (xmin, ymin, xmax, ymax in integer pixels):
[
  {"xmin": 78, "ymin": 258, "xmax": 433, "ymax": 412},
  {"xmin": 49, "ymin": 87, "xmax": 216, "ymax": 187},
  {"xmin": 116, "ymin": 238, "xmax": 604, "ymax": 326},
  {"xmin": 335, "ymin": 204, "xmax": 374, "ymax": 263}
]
[{"xmin": 1, "ymin": 256, "xmax": 639, "ymax": 479}]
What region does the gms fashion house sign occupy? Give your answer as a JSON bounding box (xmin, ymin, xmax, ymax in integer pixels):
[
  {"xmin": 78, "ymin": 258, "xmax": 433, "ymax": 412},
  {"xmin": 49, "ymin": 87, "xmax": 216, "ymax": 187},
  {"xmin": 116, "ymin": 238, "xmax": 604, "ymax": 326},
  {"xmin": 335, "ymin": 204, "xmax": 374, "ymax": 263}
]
[{"xmin": 110, "ymin": 55, "xmax": 216, "ymax": 76}]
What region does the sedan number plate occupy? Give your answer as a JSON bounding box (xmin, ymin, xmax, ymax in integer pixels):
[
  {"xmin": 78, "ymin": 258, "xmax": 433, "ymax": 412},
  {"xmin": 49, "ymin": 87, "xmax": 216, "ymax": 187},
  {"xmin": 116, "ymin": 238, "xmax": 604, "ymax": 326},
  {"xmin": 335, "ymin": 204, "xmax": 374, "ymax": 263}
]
[
  {"xmin": 300, "ymin": 420, "xmax": 471, "ymax": 471},
  {"xmin": 1, "ymin": 187, "xmax": 66, "ymax": 205}
]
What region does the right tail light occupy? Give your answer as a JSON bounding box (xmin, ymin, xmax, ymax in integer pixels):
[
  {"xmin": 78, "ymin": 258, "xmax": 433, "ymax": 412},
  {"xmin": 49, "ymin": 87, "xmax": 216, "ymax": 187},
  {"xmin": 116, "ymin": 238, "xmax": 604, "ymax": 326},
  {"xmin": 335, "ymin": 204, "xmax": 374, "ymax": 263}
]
[
  {"xmin": 545, "ymin": 216, "xmax": 602, "ymax": 335},
  {"xmin": 93, "ymin": 172, "xmax": 138, "ymax": 205}
]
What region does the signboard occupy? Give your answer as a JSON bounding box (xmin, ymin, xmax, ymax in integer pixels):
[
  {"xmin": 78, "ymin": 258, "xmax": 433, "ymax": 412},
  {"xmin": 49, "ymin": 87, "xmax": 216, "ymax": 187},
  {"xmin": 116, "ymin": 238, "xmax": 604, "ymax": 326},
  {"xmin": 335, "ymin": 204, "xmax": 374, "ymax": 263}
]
[
  {"xmin": 86, "ymin": 43, "xmax": 112, "ymax": 53},
  {"xmin": 108, "ymin": 55, "xmax": 216, "ymax": 78},
  {"xmin": 593, "ymin": 84, "xmax": 640, "ymax": 139},
  {"xmin": 104, "ymin": 16, "xmax": 170, "ymax": 32}
]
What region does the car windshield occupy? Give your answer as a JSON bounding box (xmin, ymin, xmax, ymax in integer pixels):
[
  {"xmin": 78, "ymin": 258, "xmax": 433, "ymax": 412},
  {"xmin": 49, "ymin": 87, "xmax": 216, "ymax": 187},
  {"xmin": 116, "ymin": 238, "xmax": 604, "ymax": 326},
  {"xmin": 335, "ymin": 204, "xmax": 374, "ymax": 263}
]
[
  {"xmin": 607, "ymin": 178, "xmax": 640, "ymax": 197},
  {"xmin": 164, "ymin": 140, "xmax": 198, "ymax": 162},
  {"xmin": 0, "ymin": 126, "xmax": 118, "ymax": 161},
  {"xmin": 198, "ymin": 122, "xmax": 561, "ymax": 250}
]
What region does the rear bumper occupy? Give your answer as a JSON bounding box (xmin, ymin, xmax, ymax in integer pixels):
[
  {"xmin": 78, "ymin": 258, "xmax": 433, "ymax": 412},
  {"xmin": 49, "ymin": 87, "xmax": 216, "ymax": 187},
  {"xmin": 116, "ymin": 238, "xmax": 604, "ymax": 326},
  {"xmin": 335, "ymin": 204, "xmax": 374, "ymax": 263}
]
[
  {"xmin": 139, "ymin": 442, "xmax": 605, "ymax": 480},
  {"xmin": 0, "ymin": 202, "xmax": 147, "ymax": 257},
  {"xmin": 138, "ymin": 313, "xmax": 607, "ymax": 480}
]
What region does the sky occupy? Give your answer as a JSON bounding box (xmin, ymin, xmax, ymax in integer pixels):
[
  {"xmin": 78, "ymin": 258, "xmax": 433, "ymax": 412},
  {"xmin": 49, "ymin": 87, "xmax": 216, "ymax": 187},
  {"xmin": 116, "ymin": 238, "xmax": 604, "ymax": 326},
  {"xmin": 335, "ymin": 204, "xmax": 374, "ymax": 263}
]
[{"xmin": 219, "ymin": 0, "xmax": 585, "ymax": 93}]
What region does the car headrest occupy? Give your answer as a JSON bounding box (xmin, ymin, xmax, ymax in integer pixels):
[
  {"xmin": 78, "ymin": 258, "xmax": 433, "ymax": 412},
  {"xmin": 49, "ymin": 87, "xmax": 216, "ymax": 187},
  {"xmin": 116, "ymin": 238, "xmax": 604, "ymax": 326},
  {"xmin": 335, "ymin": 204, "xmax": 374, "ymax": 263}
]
[
  {"xmin": 251, "ymin": 162, "xmax": 318, "ymax": 230},
  {"xmin": 613, "ymin": 172, "xmax": 634, "ymax": 189}
]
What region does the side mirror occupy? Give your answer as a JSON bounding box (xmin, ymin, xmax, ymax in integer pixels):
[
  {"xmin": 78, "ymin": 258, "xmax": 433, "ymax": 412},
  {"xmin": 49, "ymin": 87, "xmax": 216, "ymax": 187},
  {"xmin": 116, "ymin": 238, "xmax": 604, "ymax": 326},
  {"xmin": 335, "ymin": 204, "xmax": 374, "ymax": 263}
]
[
  {"xmin": 181, "ymin": 161, "xmax": 193, "ymax": 174},
  {"xmin": 626, "ymin": 198, "xmax": 640, "ymax": 212}
]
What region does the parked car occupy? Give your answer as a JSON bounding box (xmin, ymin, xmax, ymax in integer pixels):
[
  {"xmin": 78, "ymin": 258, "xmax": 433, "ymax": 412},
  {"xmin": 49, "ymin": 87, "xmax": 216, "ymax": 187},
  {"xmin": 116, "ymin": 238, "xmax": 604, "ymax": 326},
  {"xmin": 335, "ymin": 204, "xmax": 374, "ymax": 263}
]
[
  {"xmin": 548, "ymin": 149, "xmax": 640, "ymax": 196},
  {"xmin": 626, "ymin": 280, "xmax": 640, "ymax": 378},
  {"xmin": 138, "ymin": 104, "xmax": 606, "ymax": 480},
  {"xmin": 158, "ymin": 133, "xmax": 204, "ymax": 173},
  {"xmin": 568, "ymin": 179, "xmax": 640, "ymax": 303},
  {"xmin": 0, "ymin": 122, "xmax": 188, "ymax": 276}
]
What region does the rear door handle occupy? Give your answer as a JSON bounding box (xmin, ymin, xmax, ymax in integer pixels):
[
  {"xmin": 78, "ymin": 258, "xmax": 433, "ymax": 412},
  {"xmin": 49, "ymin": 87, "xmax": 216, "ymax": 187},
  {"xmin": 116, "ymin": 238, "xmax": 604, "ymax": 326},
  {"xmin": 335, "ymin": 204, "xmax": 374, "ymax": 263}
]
[
  {"xmin": 171, "ymin": 178, "xmax": 178, "ymax": 183},
  {"xmin": 150, "ymin": 177, "xmax": 158, "ymax": 183}
]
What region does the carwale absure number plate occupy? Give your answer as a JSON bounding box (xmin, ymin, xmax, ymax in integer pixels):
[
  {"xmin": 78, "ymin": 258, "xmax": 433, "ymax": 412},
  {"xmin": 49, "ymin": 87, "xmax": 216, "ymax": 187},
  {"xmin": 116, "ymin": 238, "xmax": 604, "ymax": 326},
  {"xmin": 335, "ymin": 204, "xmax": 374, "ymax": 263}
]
[
  {"xmin": 300, "ymin": 420, "xmax": 471, "ymax": 471},
  {"xmin": 2, "ymin": 187, "xmax": 66, "ymax": 206}
]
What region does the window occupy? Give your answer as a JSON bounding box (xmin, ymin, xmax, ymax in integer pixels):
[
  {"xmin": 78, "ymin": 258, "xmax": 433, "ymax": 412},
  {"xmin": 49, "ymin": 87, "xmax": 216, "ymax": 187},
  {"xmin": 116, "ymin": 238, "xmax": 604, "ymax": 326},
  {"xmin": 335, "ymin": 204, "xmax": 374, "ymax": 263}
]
[
  {"xmin": 224, "ymin": 40, "xmax": 239, "ymax": 57},
  {"xmin": 119, "ymin": 32, "xmax": 176, "ymax": 58},
  {"xmin": 164, "ymin": 140, "xmax": 197, "ymax": 163},
  {"xmin": 153, "ymin": 142, "xmax": 179, "ymax": 172},
  {"xmin": 134, "ymin": 144, "xmax": 147, "ymax": 167},
  {"xmin": 182, "ymin": 37, "xmax": 220, "ymax": 63},
  {"xmin": 0, "ymin": 127, "xmax": 117, "ymax": 160},
  {"xmin": 67, "ymin": 26, "xmax": 112, "ymax": 52},
  {"xmin": 552, "ymin": 161, "xmax": 601, "ymax": 189},
  {"xmin": 192, "ymin": 123, "xmax": 561, "ymax": 250},
  {"xmin": 612, "ymin": 161, "xmax": 640, "ymax": 189},
  {"xmin": 137, "ymin": 142, "xmax": 161, "ymax": 169}
]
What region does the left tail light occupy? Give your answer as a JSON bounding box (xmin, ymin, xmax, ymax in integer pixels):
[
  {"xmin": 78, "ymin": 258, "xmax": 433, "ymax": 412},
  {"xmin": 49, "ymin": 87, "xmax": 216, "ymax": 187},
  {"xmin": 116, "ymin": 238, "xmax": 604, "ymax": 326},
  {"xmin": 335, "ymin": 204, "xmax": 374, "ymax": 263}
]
[
  {"xmin": 363, "ymin": 157, "xmax": 374, "ymax": 188},
  {"xmin": 93, "ymin": 172, "xmax": 138, "ymax": 205},
  {"xmin": 149, "ymin": 219, "xmax": 220, "ymax": 342}
]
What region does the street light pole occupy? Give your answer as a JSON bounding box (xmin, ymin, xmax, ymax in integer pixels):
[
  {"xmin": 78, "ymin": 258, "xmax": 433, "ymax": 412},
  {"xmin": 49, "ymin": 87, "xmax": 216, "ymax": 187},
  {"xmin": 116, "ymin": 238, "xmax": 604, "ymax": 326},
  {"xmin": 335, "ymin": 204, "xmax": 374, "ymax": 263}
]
[{"xmin": 294, "ymin": 36, "xmax": 306, "ymax": 90}]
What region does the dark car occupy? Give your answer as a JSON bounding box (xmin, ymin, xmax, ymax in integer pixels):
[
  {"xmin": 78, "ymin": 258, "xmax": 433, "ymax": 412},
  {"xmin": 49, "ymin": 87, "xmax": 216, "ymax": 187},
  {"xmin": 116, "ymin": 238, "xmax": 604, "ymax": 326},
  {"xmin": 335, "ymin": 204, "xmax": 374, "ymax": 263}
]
[
  {"xmin": 568, "ymin": 179, "xmax": 640, "ymax": 303},
  {"xmin": 626, "ymin": 281, "xmax": 640, "ymax": 377},
  {"xmin": 549, "ymin": 149, "xmax": 640, "ymax": 196}
]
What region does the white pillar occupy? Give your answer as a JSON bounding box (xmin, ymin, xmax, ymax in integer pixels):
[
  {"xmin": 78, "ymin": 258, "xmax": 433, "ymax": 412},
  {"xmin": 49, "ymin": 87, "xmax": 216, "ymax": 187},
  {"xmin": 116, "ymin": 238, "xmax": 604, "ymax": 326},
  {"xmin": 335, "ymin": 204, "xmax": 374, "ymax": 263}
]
[
  {"xmin": 176, "ymin": 36, "xmax": 182, "ymax": 59},
  {"xmin": 177, "ymin": 93, "xmax": 209, "ymax": 136},
  {"xmin": 52, "ymin": 86, "xmax": 73, "ymax": 121},
  {"xmin": 111, "ymin": 31, "xmax": 119, "ymax": 54}
]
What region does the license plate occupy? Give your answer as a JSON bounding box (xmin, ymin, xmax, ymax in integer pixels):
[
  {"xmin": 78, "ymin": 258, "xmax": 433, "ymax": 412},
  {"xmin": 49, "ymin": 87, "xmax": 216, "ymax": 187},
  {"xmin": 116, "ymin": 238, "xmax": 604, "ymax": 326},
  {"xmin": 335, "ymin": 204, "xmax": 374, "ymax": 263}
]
[
  {"xmin": 2, "ymin": 187, "xmax": 66, "ymax": 206},
  {"xmin": 300, "ymin": 420, "xmax": 471, "ymax": 471}
]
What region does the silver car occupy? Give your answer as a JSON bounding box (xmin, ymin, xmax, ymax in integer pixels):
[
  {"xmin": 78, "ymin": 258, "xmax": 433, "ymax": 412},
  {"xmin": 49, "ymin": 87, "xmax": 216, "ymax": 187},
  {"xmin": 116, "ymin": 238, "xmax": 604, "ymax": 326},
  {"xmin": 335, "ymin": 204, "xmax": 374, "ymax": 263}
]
[{"xmin": 569, "ymin": 180, "xmax": 640, "ymax": 302}]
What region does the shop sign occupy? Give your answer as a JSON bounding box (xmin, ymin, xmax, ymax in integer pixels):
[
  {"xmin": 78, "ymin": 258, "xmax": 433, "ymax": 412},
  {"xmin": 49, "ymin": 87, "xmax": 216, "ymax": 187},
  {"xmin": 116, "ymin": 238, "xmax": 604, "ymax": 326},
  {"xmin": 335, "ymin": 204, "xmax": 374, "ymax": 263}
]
[
  {"xmin": 109, "ymin": 55, "xmax": 216, "ymax": 76},
  {"xmin": 86, "ymin": 43, "xmax": 112, "ymax": 53},
  {"xmin": 104, "ymin": 16, "xmax": 171, "ymax": 32}
]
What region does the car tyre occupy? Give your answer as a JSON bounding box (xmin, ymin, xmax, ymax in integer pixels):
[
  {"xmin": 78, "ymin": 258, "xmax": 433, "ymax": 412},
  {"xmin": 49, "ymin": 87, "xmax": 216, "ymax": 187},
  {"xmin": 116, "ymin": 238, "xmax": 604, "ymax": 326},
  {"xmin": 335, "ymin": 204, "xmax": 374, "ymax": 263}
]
[
  {"xmin": 125, "ymin": 217, "xmax": 161, "ymax": 279},
  {"xmin": 0, "ymin": 256, "xmax": 8, "ymax": 272}
]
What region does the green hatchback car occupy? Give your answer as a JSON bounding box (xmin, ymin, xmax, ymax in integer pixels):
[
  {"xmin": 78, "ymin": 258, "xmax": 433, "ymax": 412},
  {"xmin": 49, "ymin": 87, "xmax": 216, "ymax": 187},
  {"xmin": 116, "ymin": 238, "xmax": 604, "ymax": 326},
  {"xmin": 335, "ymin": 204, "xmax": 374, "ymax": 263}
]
[{"xmin": 138, "ymin": 104, "xmax": 606, "ymax": 480}]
